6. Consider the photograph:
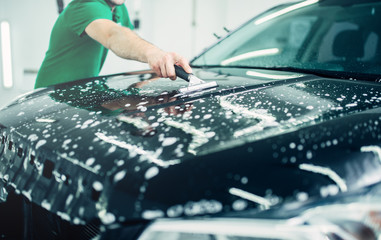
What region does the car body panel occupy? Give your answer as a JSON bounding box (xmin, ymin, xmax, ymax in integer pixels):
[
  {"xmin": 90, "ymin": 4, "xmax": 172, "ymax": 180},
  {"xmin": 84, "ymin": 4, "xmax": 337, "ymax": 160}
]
[{"xmin": 1, "ymin": 68, "xmax": 381, "ymax": 224}]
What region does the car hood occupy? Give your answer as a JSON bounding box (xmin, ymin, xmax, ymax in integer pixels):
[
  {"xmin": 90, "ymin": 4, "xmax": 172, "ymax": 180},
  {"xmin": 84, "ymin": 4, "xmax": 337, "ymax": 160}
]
[{"xmin": 1, "ymin": 68, "xmax": 381, "ymax": 224}]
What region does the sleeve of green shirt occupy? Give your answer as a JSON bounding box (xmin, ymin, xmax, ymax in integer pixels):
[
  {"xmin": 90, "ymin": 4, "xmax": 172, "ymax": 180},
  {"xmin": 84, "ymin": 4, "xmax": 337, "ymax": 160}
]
[
  {"xmin": 65, "ymin": 2, "xmax": 113, "ymax": 37},
  {"xmin": 66, "ymin": 2, "xmax": 134, "ymax": 37}
]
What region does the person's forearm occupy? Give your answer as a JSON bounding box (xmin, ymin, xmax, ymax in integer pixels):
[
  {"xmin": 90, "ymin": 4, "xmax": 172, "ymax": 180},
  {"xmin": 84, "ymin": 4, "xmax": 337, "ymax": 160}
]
[
  {"xmin": 85, "ymin": 19, "xmax": 191, "ymax": 79},
  {"xmin": 106, "ymin": 26, "xmax": 160, "ymax": 63}
]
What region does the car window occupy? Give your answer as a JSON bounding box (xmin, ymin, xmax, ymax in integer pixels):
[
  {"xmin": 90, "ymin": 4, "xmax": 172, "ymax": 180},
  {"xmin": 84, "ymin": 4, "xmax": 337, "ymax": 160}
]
[
  {"xmin": 192, "ymin": 1, "xmax": 381, "ymax": 78},
  {"xmin": 220, "ymin": 16, "xmax": 317, "ymax": 67}
]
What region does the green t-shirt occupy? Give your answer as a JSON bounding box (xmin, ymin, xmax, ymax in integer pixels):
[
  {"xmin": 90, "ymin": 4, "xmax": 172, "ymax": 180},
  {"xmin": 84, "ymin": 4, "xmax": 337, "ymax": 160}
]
[{"xmin": 35, "ymin": 0, "xmax": 134, "ymax": 89}]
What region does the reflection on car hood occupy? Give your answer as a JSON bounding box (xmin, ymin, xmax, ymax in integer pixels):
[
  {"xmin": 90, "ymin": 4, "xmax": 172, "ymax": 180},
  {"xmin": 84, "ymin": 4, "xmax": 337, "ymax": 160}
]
[{"xmin": 1, "ymin": 68, "xmax": 381, "ymax": 224}]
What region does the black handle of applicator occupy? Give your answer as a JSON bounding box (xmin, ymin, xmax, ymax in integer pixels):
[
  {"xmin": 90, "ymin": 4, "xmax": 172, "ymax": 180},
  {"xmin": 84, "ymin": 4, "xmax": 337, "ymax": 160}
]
[{"xmin": 174, "ymin": 65, "xmax": 191, "ymax": 82}]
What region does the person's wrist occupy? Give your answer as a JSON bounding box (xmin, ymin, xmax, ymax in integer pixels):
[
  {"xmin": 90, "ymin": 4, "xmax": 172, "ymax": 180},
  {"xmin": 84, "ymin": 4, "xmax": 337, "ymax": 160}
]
[{"xmin": 144, "ymin": 46, "xmax": 163, "ymax": 64}]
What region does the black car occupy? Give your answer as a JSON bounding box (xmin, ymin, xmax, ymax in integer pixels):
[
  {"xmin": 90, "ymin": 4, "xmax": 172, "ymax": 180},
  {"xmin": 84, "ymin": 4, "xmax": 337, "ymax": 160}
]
[{"xmin": 1, "ymin": 0, "xmax": 381, "ymax": 239}]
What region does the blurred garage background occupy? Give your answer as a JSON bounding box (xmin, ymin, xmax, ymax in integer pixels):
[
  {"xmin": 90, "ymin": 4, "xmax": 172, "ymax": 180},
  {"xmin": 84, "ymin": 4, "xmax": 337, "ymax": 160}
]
[{"xmin": 0, "ymin": 0, "xmax": 290, "ymax": 108}]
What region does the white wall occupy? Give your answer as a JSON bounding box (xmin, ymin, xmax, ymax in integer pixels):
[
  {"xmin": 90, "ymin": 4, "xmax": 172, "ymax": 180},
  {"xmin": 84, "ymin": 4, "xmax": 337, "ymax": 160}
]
[
  {"xmin": 0, "ymin": 0, "xmax": 291, "ymax": 108},
  {"xmin": 0, "ymin": 0, "xmax": 58, "ymax": 106}
]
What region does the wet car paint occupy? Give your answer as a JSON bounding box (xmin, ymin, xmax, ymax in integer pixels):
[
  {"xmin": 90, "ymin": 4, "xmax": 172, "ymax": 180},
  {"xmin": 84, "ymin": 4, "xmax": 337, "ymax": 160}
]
[{"xmin": 1, "ymin": 67, "xmax": 381, "ymax": 226}]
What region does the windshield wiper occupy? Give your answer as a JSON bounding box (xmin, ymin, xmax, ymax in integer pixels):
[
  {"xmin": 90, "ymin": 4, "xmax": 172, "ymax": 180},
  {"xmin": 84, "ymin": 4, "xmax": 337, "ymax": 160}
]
[
  {"xmin": 259, "ymin": 66, "xmax": 381, "ymax": 82},
  {"xmin": 191, "ymin": 65, "xmax": 381, "ymax": 82}
]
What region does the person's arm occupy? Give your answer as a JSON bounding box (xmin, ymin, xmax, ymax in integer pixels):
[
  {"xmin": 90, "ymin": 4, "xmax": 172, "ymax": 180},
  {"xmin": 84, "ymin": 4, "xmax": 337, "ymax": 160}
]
[{"xmin": 85, "ymin": 19, "xmax": 191, "ymax": 80}]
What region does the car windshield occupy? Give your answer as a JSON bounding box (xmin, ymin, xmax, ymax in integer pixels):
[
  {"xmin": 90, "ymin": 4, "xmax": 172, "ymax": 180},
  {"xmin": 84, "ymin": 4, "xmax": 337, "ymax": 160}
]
[{"xmin": 192, "ymin": 0, "xmax": 381, "ymax": 79}]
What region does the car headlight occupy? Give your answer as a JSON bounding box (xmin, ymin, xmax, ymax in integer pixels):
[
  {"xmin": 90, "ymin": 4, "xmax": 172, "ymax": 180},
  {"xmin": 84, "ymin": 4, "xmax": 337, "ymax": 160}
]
[{"xmin": 138, "ymin": 189, "xmax": 381, "ymax": 240}]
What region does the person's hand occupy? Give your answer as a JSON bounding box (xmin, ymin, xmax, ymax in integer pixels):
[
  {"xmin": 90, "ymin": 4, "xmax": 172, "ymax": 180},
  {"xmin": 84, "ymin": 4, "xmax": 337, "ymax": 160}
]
[{"xmin": 147, "ymin": 50, "xmax": 192, "ymax": 80}]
